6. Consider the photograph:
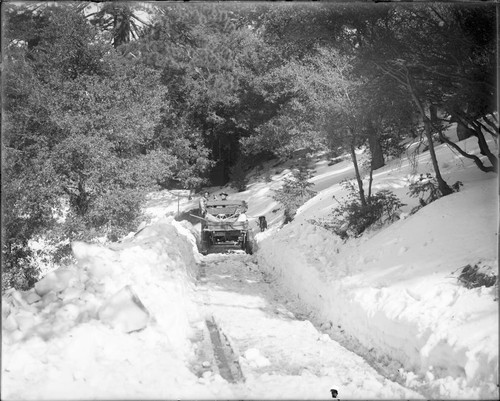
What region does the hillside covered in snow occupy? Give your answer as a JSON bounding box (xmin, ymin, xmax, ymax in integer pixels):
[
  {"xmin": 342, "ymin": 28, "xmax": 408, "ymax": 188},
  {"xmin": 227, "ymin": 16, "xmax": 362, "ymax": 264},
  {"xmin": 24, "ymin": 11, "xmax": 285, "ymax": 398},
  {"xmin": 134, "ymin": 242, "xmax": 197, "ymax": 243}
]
[
  {"xmin": 256, "ymin": 138, "xmax": 498, "ymax": 398},
  {"xmin": 2, "ymin": 132, "xmax": 498, "ymax": 399},
  {"xmin": 3, "ymin": 1, "xmax": 498, "ymax": 399}
]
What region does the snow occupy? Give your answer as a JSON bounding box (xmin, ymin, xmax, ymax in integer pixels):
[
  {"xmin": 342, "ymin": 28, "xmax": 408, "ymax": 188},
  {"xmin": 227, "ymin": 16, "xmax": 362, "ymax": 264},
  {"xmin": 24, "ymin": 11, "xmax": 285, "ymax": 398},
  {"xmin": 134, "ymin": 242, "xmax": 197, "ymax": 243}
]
[
  {"xmin": 256, "ymin": 137, "xmax": 499, "ymax": 398},
  {"xmin": 2, "ymin": 218, "xmax": 222, "ymax": 399},
  {"xmin": 196, "ymin": 253, "xmax": 422, "ymax": 399},
  {"xmin": 2, "ymin": 134, "xmax": 498, "ymax": 399}
]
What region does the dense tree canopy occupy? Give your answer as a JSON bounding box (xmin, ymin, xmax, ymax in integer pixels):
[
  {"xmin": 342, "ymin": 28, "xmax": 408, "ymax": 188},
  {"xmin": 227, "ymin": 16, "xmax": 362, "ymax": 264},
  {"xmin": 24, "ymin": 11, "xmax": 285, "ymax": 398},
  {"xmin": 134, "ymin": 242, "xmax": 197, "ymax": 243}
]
[{"xmin": 2, "ymin": 1, "xmax": 497, "ymax": 292}]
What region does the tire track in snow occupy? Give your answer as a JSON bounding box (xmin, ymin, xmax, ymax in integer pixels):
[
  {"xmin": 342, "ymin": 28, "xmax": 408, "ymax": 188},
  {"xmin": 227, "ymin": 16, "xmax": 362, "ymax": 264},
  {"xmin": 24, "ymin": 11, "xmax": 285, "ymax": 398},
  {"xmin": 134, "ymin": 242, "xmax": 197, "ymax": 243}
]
[
  {"xmin": 194, "ymin": 252, "xmax": 424, "ymax": 399},
  {"xmin": 205, "ymin": 317, "xmax": 244, "ymax": 383},
  {"xmin": 194, "ymin": 260, "xmax": 244, "ymax": 384}
]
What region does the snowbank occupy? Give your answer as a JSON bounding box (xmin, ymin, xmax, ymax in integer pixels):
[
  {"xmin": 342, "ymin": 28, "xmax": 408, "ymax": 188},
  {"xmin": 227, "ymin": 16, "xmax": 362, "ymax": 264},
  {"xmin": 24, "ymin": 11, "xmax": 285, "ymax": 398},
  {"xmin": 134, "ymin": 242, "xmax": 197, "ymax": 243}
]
[
  {"xmin": 257, "ymin": 147, "xmax": 498, "ymax": 398},
  {"xmin": 1, "ymin": 217, "xmax": 224, "ymax": 399}
]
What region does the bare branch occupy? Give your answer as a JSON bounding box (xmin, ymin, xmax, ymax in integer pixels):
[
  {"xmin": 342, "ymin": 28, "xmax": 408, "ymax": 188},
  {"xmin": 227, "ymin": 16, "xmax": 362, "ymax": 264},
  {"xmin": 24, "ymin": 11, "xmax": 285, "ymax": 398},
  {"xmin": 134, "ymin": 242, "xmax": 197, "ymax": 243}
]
[{"xmin": 437, "ymin": 131, "xmax": 495, "ymax": 173}]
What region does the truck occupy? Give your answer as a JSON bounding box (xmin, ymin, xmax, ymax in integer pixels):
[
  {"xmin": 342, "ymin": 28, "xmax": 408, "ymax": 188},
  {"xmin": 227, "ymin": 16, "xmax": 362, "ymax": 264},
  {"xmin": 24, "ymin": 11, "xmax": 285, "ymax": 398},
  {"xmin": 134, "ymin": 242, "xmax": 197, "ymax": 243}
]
[{"xmin": 199, "ymin": 200, "xmax": 254, "ymax": 255}]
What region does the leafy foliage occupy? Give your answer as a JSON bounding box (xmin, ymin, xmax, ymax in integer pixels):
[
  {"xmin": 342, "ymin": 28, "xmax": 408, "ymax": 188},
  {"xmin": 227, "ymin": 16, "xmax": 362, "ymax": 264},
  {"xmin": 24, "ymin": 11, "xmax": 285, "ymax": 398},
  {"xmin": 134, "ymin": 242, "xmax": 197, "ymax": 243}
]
[
  {"xmin": 1, "ymin": 242, "xmax": 40, "ymax": 293},
  {"xmin": 408, "ymin": 174, "xmax": 442, "ymax": 210},
  {"xmin": 86, "ymin": 3, "xmax": 151, "ymax": 48},
  {"xmin": 457, "ymin": 264, "xmax": 497, "ymax": 290},
  {"xmin": 273, "ymin": 168, "xmax": 316, "ymax": 223},
  {"xmin": 357, "ymin": 4, "xmax": 497, "ymax": 175},
  {"xmin": 3, "ymin": 5, "xmax": 175, "ymax": 291},
  {"xmin": 123, "ymin": 5, "xmax": 252, "ymax": 183},
  {"xmin": 126, "ymin": 4, "xmax": 309, "ymax": 180},
  {"xmin": 311, "ymin": 181, "xmax": 404, "ymax": 239},
  {"xmin": 229, "ymin": 157, "xmax": 250, "ymax": 192},
  {"xmin": 408, "ymin": 173, "xmax": 463, "ymax": 214}
]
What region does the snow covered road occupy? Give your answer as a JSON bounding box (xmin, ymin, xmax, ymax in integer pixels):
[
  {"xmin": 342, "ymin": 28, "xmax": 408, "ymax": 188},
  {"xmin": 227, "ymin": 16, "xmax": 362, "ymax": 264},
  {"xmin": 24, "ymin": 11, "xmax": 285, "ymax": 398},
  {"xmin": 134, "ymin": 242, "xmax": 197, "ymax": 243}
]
[{"xmin": 194, "ymin": 252, "xmax": 424, "ymax": 399}]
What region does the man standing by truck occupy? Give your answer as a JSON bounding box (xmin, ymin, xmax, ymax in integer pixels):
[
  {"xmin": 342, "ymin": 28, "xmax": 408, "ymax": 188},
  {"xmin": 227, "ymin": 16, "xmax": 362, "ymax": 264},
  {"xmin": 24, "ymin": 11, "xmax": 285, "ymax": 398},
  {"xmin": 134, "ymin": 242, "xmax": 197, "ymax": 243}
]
[{"xmin": 199, "ymin": 191, "xmax": 209, "ymax": 217}]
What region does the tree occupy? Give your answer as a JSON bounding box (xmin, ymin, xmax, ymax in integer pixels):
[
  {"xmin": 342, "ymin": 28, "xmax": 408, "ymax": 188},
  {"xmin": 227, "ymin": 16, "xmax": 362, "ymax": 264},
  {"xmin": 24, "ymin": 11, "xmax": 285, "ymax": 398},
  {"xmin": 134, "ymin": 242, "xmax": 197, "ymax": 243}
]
[
  {"xmin": 273, "ymin": 168, "xmax": 316, "ymax": 224},
  {"xmin": 85, "ymin": 3, "xmax": 152, "ymax": 48},
  {"xmin": 259, "ymin": 2, "xmax": 496, "ymax": 179},
  {"xmin": 128, "ymin": 3, "xmax": 291, "ymax": 184},
  {"xmin": 229, "ymin": 157, "xmax": 250, "ymax": 192},
  {"xmin": 255, "ymin": 5, "xmax": 412, "ymax": 170},
  {"xmin": 2, "ymin": 4, "xmax": 171, "ymax": 290},
  {"xmin": 433, "ymin": 6, "xmax": 497, "ymax": 172},
  {"xmin": 358, "ymin": 4, "xmax": 497, "ymax": 178},
  {"xmin": 284, "ymin": 47, "xmax": 372, "ymax": 205},
  {"xmin": 255, "ymin": 2, "xmax": 362, "ymax": 60}
]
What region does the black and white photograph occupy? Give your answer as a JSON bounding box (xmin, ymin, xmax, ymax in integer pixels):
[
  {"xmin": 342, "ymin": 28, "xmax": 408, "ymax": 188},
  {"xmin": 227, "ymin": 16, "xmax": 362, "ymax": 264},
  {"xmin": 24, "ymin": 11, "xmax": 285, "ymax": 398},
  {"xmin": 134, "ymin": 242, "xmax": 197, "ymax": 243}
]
[{"xmin": 1, "ymin": 0, "xmax": 498, "ymax": 399}]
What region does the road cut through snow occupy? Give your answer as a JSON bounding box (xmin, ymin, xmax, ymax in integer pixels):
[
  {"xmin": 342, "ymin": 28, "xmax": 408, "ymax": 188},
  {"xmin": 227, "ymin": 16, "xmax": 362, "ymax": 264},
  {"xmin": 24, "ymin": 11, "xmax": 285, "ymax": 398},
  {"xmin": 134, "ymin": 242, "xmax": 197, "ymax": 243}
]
[
  {"xmin": 195, "ymin": 252, "xmax": 424, "ymax": 399},
  {"xmin": 2, "ymin": 216, "xmax": 419, "ymax": 400}
]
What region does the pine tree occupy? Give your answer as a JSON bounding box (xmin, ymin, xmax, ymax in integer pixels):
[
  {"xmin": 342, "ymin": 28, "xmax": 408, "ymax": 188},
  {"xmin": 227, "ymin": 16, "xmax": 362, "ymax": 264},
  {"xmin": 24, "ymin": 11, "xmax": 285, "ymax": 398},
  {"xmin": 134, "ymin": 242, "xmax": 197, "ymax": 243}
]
[{"xmin": 273, "ymin": 167, "xmax": 316, "ymax": 223}]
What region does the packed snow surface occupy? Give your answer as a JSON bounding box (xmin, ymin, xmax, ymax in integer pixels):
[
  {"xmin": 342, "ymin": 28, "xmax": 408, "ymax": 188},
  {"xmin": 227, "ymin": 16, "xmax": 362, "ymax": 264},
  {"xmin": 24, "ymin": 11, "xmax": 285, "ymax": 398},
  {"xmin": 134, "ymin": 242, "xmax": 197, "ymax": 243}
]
[
  {"xmin": 195, "ymin": 253, "xmax": 422, "ymax": 399},
  {"xmin": 2, "ymin": 134, "xmax": 498, "ymax": 399}
]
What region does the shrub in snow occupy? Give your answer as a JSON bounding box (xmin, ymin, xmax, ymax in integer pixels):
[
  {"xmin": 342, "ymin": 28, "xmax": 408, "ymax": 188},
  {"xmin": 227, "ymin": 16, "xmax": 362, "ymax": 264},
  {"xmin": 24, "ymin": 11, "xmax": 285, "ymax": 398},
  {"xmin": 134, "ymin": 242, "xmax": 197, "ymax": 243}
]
[
  {"xmin": 457, "ymin": 264, "xmax": 497, "ymax": 289},
  {"xmin": 311, "ymin": 181, "xmax": 404, "ymax": 239},
  {"xmin": 408, "ymin": 173, "xmax": 463, "ymax": 214},
  {"xmin": 1, "ymin": 242, "xmax": 40, "ymax": 294},
  {"xmin": 273, "ymin": 168, "xmax": 316, "ymax": 224}
]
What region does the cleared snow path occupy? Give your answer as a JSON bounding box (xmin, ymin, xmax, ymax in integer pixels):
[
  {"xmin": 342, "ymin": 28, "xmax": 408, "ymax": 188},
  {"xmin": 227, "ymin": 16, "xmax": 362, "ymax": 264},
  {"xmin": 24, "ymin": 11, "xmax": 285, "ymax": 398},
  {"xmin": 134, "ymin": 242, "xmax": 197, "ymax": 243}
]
[{"xmin": 194, "ymin": 252, "xmax": 424, "ymax": 399}]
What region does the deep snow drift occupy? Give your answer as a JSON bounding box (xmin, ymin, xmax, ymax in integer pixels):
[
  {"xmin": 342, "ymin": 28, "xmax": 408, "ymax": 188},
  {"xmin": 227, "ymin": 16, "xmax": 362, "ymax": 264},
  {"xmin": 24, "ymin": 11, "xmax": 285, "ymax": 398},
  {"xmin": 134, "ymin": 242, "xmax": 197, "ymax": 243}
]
[{"xmin": 2, "ymin": 219, "xmax": 235, "ymax": 399}]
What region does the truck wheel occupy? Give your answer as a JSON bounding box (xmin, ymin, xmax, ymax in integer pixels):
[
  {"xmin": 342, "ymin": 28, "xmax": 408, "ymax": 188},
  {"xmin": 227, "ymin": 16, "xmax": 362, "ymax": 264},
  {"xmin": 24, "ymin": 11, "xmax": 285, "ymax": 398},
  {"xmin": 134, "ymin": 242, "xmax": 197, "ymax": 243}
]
[
  {"xmin": 245, "ymin": 238, "xmax": 253, "ymax": 255},
  {"xmin": 199, "ymin": 242, "xmax": 208, "ymax": 255},
  {"xmin": 200, "ymin": 233, "xmax": 209, "ymax": 255}
]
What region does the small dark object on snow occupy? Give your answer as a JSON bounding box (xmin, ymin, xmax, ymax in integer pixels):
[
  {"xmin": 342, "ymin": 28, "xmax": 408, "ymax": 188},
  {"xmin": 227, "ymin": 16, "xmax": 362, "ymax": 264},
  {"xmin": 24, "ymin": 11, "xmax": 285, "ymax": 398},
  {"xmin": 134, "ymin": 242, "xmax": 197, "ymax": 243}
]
[
  {"xmin": 458, "ymin": 264, "xmax": 497, "ymax": 289},
  {"xmin": 330, "ymin": 389, "xmax": 338, "ymax": 398},
  {"xmin": 258, "ymin": 216, "xmax": 268, "ymax": 232},
  {"xmin": 452, "ymin": 180, "xmax": 463, "ymax": 192}
]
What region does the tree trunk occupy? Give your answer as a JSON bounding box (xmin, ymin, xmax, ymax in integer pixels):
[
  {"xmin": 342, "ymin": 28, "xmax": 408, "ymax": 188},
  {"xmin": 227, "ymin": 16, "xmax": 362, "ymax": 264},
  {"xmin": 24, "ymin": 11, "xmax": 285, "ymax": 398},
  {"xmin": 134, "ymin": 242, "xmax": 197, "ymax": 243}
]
[
  {"xmin": 368, "ymin": 164, "xmax": 374, "ymax": 200},
  {"xmin": 429, "ymin": 104, "xmax": 445, "ymax": 143},
  {"xmin": 482, "ymin": 114, "xmax": 499, "ymax": 136},
  {"xmin": 438, "ymin": 130, "xmax": 496, "ymax": 173},
  {"xmin": 367, "ymin": 120, "xmax": 385, "ymax": 170},
  {"xmin": 423, "ymin": 118, "xmax": 453, "ymax": 196},
  {"xmin": 405, "ymin": 76, "xmax": 453, "ymax": 196},
  {"xmin": 349, "ymin": 138, "xmax": 367, "ymax": 206},
  {"xmin": 454, "ymin": 113, "xmax": 498, "ymax": 171},
  {"xmin": 430, "ymin": 104, "xmax": 439, "ymax": 125},
  {"xmin": 72, "ymin": 180, "xmax": 90, "ymax": 216},
  {"xmin": 471, "ymin": 123, "xmax": 498, "ymax": 171},
  {"xmin": 456, "ymin": 122, "xmax": 474, "ymax": 141}
]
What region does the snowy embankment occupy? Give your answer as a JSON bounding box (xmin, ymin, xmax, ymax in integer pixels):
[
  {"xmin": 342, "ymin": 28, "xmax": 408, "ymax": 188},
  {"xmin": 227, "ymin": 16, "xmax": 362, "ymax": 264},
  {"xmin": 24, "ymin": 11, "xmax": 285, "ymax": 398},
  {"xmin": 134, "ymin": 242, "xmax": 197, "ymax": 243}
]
[
  {"xmin": 256, "ymin": 138, "xmax": 498, "ymax": 398},
  {"xmin": 2, "ymin": 218, "xmax": 229, "ymax": 399}
]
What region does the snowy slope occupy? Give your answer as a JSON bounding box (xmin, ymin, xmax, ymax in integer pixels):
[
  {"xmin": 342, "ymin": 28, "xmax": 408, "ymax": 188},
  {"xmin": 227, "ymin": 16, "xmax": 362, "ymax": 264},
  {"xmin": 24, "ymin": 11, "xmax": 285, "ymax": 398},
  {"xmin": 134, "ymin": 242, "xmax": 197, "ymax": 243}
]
[{"xmin": 255, "ymin": 137, "xmax": 499, "ymax": 398}]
